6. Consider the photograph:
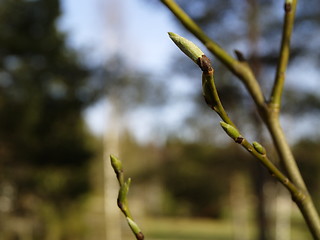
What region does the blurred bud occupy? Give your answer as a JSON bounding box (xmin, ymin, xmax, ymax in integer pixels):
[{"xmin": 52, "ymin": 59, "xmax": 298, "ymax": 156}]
[
  {"xmin": 110, "ymin": 154, "xmax": 122, "ymax": 173},
  {"xmin": 252, "ymin": 141, "xmax": 266, "ymax": 155},
  {"xmin": 220, "ymin": 121, "xmax": 242, "ymax": 142},
  {"xmin": 118, "ymin": 178, "xmax": 131, "ymax": 206},
  {"xmin": 110, "ymin": 154, "xmax": 124, "ymax": 185},
  {"xmin": 168, "ymin": 32, "xmax": 204, "ymax": 64}
]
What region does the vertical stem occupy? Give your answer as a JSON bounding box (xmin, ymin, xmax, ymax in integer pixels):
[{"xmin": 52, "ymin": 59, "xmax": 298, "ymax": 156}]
[
  {"xmin": 267, "ymin": 2, "xmax": 320, "ymax": 238},
  {"xmin": 266, "ymin": 116, "xmax": 320, "ymax": 239},
  {"xmin": 266, "ymin": 117, "xmax": 305, "ymax": 190},
  {"xmin": 270, "ymin": 0, "xmax": 297, "ymax": 108},
  {"xmin": 104, "ymin": 98, "xmax": 122, "ymax": 240},
  {"xmin": 266, "ymin": 114, "xmax": 320, "ymax": 239},
  {"xmin": 297, "ymin": 198, "xmax": 320, "ymax": 240},
  {"xmin": 267, "ymin": 0, "xmax": 320, "ymax": 237}
]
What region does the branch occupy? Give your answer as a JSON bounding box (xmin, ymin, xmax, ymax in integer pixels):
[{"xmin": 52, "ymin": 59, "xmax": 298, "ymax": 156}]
[
  {"xmin": 267, "ymin": 1, "xmax": 320, "ymax": 237},
  {"xmin": 220, "ymin": 121, "xmax": 305, "ymax": 203},
  {"xmin": 266, "ymin": 0, "xmax": 304, "ymax": 191},
  {"xmin": 265, "ymin": 115, "xmax": 320, "ymax": 239},
  {"xmin": 269, "ymin": 0, "xmax": 297, "ymax": 108},
  {"xmin": 168, "ymin": 32, "xmax": 320, "ymax": 239},
  {"xmin": 168, "ymin": 32, "xmax": 305, "ymax": 203},
  {"xmin": 110, "ymin": 155, "xmax": 144, "ymax": 240},
  {"xmin": 161, "ymin": 0, "xmax": 266, "ymax": 111}
]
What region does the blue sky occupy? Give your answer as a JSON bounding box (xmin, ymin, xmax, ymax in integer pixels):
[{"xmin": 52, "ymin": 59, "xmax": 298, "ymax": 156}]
[
  {"xmin": 58, "ymin": 0, "xmax": 320, "ymax": 143},
  {"xmin": 59, "ymin": 0, "xmax": 179, "ymax": 70},
  {"xmin": 59, "ymin": 0, "xmax": 190, "ymax": 142}
]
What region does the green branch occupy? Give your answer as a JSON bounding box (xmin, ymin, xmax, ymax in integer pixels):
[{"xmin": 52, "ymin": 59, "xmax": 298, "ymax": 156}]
[
  {"xmin": 162, "ymin": 0, "xmax": 235, "ymax": 67},
  {"xmin": 161, "ymin": 0, "xmax": 266, "ymax": 110},
  {"xmin": 265, "ymin": 115, "xmax": 320, "ymax": 239},
  {"xmin": 168, "ymin": 32, "xmax": 305, "ymax": 205},
  {"xmin": 168, "ymin": 31, "xmax": 320, "ymax": 239},
  {"xmin": 220, "ymin": 121, "xmax": 305, "ymax": 203},
  {"xmin": 269, "ymin": 0, "xmax": 297, "ymax": 108},
  {"xmin": 268, "ymin": 1, "xmax": 320, "ymax": 238},
  {"xmin": 266, "ymin": 0, "xmax": 308, "ymax": 197},
  {"xmin": 110, "ymin": 155, "xmax": 145, "ymax": 240}
]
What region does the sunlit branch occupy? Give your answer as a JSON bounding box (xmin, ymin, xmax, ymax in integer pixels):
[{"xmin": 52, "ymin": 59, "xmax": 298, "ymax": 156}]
[{"xmin": 161, "ymin": 0, "xmax": 266, "ymax": 110}]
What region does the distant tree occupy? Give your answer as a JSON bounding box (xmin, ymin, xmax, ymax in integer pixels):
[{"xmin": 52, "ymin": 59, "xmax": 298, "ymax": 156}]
[
  {"xmin": 162, "ymin": 140, "xmax": 250, "ymax": 218},
  {"xmin": 0, "ymin": 0, "xmax": 99, "ymax": 238}
]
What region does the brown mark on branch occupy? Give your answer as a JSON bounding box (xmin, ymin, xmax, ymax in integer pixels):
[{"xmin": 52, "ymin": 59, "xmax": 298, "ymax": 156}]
[
  {"xmin": 197, "ymin": 55, "xmax": 213, "ymax": 73},
  {"xmin": 136, "ymin": 232, "xmax": 145, "ymax": 240},
  {"xmin": 235, "ymin": 137, "xmax": 244, "ymax": 144},
  {"xmin": 234, "ymin": 50, "xmax": 246, "ymax": 62},
  {"xmin": 284, "ymin": 2, "xmax": 292, "ymax": 12},
  {"xmin": 117, "ymin": 200, "xmax": 124, "ymax": 210}
]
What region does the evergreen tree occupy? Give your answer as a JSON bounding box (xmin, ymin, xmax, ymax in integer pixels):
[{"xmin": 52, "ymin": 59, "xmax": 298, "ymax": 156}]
[{"xmin": 0, "ymin": 0, "xmax": 97, "ymax": 238}]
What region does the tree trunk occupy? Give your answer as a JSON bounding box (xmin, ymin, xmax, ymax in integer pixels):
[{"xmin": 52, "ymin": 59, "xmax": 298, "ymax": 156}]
[
  {"xmin": 104, "ymin": 100, "xmax": 122, "ymax": 240},
  {"xmin": 230, "ymin": 172, "xmax": 250, "ymax": 240}
]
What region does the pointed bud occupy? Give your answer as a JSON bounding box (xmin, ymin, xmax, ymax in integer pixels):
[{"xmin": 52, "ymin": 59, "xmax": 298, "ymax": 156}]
[
  {"xmin": 168, "ymin": 32, "xmax": 204, "ymax": 64},
  {"xmin": 220, "ymin": 121, "xmax": 242, "ymax": 142},
  {"xmin": 110, "ymin": 154, "xmax": 124, "ymax": 185},
  {"xmin": 127, "ymin": 217, "xmax": 142, "ymax": 236},
  {"xmin": 110, "ymin": 154, "xmax": 122, "ymax": 173},
  {"xmin": 252, "ymin": 141, "xmax": 266, "ymax": 155}
]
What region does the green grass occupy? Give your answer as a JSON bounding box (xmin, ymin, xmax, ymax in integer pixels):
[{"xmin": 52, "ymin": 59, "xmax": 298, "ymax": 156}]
[
  {"xmin": 138, "ymin": 217, "xmax": 241, "ymax": 240},
  {"xmin": 120, "ymin": 215, "xmax": 312, "ymax": 240}
]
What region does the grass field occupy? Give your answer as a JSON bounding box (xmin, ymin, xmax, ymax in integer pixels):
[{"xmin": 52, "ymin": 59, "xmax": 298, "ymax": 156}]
[
  {"xmin": 120, "ymin": 216, "xmax": 311, "ymax": 240},
  {"xmin": 142, "ymin": 218, "xmax": 235, "ymax": 240}
]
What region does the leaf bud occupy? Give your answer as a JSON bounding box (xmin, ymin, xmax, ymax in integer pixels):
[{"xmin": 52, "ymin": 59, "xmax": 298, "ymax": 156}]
[
  {"xmin": 110, "ymin": 154, "xmax": 122, "ymax": 173},
  {"xmin": 168, "ymin": 32, "xmax": 204, "ymax": 64},
  {"xmin": 127, "ymin": 217, "xmax": 142, "ymax": 236},
  {"xmin": 252, "ymin": 141, "xmax": 266, "ymax": 155},
  {"xmin": 220, "ymin": 121, "xmax": 242, "ymax": 142}
]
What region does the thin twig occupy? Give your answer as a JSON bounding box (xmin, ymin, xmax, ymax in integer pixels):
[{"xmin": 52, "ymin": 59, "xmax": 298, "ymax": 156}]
[
  {"xmin": 168, "ymin": 32, "xmax": 305, "ymax": 206},
  {"xmin": 161, "ymin": 0, "xmax": 266, "ymax": 110},
  {"xmin": 267, "ymin": 1, "xmax": 320, "ymax": 237},
  {"xmin": 168, "ymin": 29, "xmax": 320, "ymax": 239},
  {"xmin": 266, "ymin": 115, "xmax": 320, "ymax": 239},
  {"xmin": 200, "ymin": 56, "xmax": 304, "ymax": 202},
  {"xmin": 110, "ymin": 155, "xmax": 145, "ymax": 240},
  {"xmin": 266, "ymin": 0, "xmax": 308, "ymax": 197},
  {"xmin": 270, "ymin": 0, "xmax": 297, "ymax": 108}
]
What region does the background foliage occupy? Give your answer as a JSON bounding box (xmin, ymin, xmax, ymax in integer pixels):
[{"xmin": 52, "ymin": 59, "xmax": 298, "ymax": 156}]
[{"xmin": 0, "ymin": 0, "xmax": 99, "ymax": 239}]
